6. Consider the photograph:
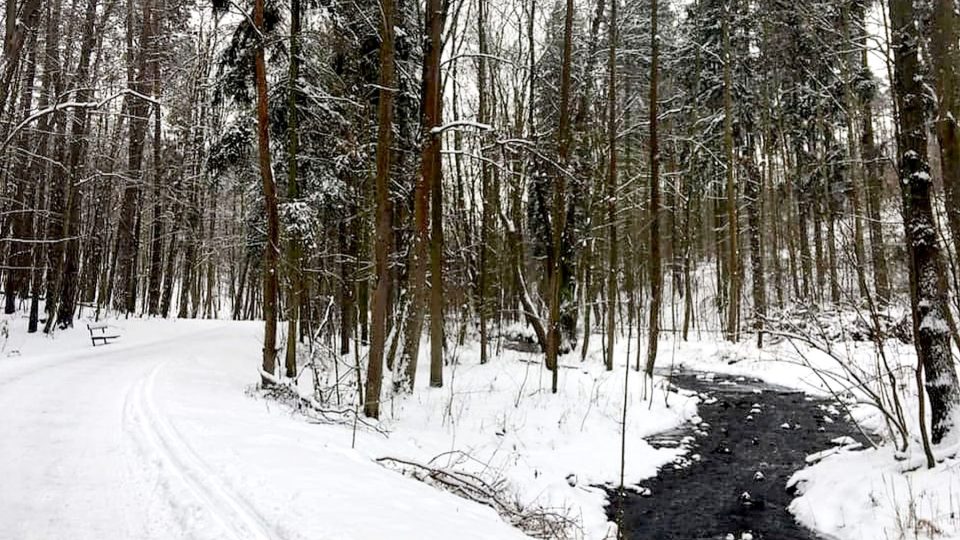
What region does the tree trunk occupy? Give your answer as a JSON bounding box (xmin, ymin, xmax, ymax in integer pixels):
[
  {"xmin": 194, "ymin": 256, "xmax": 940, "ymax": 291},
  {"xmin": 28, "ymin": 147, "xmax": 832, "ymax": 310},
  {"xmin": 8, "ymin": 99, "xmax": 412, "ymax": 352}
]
[
  {"xmin": 796, "ymin": 143, "xmax": 813, "ymax": 299},
  {"xmin": 146, "ymin": 0, "xmax": 165, "ymax": 316},
  {"xmin": 426, "ymin": 0, "xmax": 447, "ymax": 389},
  {"xmin": 604, "ymin": 0, "xmax": 617, "ymax": 372},
  {"xmin": 931, "ymin": 0, "xmax": 960, "ymax": 264},
  {"xmin": 55, "ymin": 0, "xmax": 100, "ymax": 328},
  {"xmin": 146, "ymin": 108, "xmax": 164, "ymax": 316},
  {"xmin": 0, "ymin": 0, "xmax": 42, "ymax": 116},
  {"xmin": 841, "ymin": 4, "xmax": 869, "ymax": 303},
  {"xmin": 722, "ymin": 4, "xmax": 739, "ymax": 342},
  {"xmin": 284, "ymin": 0, "xmax": 302, "ymax": 378},
  {"xmin": 29, "ymin": 0, "xmax": 61, "ymax": 333},
  {"xmin": 364, "ymin": 0, "xmax": 396, "ymax": 419},
  {"xmin": 545, "ymin": 0, "xmax": 575, "ymax": 394},
  {"xmin": 645, "ymin": 0, "xmax": 662, "ymax": 376},
  {"xmin": 745, "ymin": 155, "xmax": 765, "ymax": 347},
  {"xmin": 339, "ymin": 219, "xmax": 356, "ymax": 355},
  {"xmin": 477, "ymin": 0, "xmax": 491, "ymax": 365},
  {"xmin": 254, "ymin": 0, "xmax": 280, "ymax": 385},
  {"xmin": 113, "ymin": 0, "xmax": 155, "ymax": 315},
  {"xmin": 889, "ymin": 0, "xmax": 960, "ymax": 447},
  {"xmin": 3, "ymin": 29, "xmax": 38, "ymax": 315},
  {"xmin": 861, "ymin": 68, "xmax": 890, "ymax": 304}
]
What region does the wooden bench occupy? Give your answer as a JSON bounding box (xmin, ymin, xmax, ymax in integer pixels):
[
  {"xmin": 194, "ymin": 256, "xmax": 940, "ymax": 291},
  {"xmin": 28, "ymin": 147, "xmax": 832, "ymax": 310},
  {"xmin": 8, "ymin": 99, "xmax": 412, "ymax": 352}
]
[{"xmin": 87, "ymin": 322, "xmax": 120, "ymax": 346}]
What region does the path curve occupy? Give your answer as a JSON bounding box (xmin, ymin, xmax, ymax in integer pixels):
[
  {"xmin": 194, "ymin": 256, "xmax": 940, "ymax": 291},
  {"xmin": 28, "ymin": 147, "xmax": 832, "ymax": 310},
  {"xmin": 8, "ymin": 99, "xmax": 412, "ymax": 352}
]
[{"xmin": 0, "ymin": 319, "xmax": 531, "ymax": 540}]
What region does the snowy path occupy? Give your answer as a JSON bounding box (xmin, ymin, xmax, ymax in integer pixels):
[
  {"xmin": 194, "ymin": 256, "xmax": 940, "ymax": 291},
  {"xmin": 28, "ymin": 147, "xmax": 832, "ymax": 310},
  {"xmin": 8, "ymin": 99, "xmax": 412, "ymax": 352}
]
[{"xmin": 0, "ymin": 320, "xmax": 529, "ymax": 540}]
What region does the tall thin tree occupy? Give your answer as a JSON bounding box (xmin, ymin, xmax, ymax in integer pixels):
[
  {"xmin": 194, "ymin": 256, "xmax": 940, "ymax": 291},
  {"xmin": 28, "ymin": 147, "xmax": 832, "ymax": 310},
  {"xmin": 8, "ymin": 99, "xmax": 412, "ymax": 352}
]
[
  {"xmin": 722, "ymin": 1, "xmax": 740, "ymax": 342},
  {"xmin": 604, "ymin": 0, "xmax": 618, "ymax": 373},
  {"xmin": 426, "ymin": 0, "xmax": 447, "ymax": 388},
  {"xmin": 546, "ymin": 0, "xmax": 575, "ymax": 394},
  {"xmin": 364, "ymin": 0, "xmax": 396, "ymax": 418},
  {"xmin": 645, "ymin": 0, "xmax": 662, "ymax": 377},
  {"xmin": 284, "ymin": 0, "xmax": 303, "ymax": 378},
  {"xmin": 253, "ymin": 0, "xmax": 281, "ymax": 385}
]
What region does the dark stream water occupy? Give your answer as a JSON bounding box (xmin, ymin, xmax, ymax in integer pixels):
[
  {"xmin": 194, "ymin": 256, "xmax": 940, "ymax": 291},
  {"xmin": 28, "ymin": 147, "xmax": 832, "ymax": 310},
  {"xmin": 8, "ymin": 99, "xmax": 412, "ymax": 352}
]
[{"xmin": 603, "ymin": 370, "xmax": 863, "ymax": 540}]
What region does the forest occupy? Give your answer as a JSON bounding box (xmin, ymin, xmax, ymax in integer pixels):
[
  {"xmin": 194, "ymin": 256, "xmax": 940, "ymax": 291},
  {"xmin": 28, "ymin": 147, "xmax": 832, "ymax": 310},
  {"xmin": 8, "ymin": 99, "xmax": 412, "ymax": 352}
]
[{"xmin": 1, "ymin": 0, "xmax": 960, "ymax": 538}]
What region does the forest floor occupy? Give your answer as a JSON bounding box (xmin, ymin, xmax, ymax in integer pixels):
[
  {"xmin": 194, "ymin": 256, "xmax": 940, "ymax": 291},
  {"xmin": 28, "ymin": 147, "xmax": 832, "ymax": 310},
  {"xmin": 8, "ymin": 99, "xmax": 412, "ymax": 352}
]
[{"xmin": 1, "ymin": 313, "xmax": 958, "ymax": 539}]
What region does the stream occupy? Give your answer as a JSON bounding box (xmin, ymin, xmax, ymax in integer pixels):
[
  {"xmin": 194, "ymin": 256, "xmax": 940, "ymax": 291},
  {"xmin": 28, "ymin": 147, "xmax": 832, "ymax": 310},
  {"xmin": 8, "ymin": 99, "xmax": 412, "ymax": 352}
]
[{"xmin": 604, "ymin": 369, "xmax": 864, "ymax": 540}]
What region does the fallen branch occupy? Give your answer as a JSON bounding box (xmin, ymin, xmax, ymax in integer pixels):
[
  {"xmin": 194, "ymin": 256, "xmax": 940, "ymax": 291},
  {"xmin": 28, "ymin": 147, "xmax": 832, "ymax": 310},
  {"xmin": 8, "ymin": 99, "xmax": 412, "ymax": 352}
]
[
  {"xmin": 377, "ymin": 455, "xmax": 578, "ymax": 539},
  {"xmin": 256, "ymin": 372, "xmax": 387, "ymax": 436}
]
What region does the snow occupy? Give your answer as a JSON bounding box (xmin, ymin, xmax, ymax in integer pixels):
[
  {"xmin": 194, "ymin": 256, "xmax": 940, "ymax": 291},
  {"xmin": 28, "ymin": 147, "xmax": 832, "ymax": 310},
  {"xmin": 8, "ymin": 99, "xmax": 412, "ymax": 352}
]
[
  {"xmin": 912, "ymin": 170, "xmax": 931, "ymax": 183},
  {"xmin": 788, "ymin": 445, "xmax": 960, "ymax": 540},
  {"xmin": 367, "ymin": 340, "xmax": 698, "ymax": 537},
  {"xmin": 4, "ymin": 296, "xmax": 956, "ymax": 540},
  {"xmin": 0, "ymin": 316, "xmax": 697, "ymax": 539},
  {"xmin": 920, "ymin": 311, "xmax": 950, "ymax": 333},
  {"xmin": 429, "ymin": 121, "xmax": 493, "ymax": 135},
  {"xmin": 0, "ymin": 318, "xmax": 529, "ymax": 540}
]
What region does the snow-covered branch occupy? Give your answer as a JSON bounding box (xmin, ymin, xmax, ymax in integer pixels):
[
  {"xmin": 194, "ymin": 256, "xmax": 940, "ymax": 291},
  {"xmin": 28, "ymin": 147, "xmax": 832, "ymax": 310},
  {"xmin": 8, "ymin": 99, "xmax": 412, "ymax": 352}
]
[
  {"xmin": 429, "ymin": 120, "xmax": 493, "ymax": 135},
  {"xmin": 1, "ymin": 89, "xmax": 159, "ymax": 153}
]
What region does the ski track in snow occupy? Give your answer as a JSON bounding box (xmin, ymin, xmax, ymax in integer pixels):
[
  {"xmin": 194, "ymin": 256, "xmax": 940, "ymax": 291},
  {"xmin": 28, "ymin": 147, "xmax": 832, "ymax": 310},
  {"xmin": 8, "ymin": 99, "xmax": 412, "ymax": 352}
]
[
  {"xmin": 1, "ymin": 320, "xmax": 543, "ymax": 540},
  {"xmin": 123, "ymin": 360, "xmax": 279, "ymax": 540}
]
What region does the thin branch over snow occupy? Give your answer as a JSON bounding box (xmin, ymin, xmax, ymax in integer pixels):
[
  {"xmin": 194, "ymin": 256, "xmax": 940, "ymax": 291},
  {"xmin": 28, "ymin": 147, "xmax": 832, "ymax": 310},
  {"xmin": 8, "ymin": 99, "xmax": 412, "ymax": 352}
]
[{"xmin": 377, "ymin": 455, "xmax": 578, "ymax": 539}]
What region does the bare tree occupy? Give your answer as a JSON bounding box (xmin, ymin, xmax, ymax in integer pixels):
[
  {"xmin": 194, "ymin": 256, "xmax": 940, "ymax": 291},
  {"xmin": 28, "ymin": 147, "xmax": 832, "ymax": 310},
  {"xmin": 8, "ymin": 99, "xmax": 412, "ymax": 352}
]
[
  {"xmin": 254, "ymin": 0, "xmax": 281, "ymax": 384},
  {"xmin": 284, "ymin": 0, "xmax": 303, "ymax": 378},
  {"xmin": 364, "ymin": 0, "xmax": 397, "ymax": 419},
  {"xmin": 645, "ymin": 0, "xmax": 661, "ymax": 377}
]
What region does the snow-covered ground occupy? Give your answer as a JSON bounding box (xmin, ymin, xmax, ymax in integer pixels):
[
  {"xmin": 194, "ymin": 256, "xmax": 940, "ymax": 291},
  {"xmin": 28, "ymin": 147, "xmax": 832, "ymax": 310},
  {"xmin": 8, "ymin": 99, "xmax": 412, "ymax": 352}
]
[
  {"xmin": 5, "ymin": 305, "xmax": 957, "ymax": 540},
  {"xmin": 0, "ymin": 318, "xmax": 528, "ymax": 539},
  {"xmin": 0, "ymin": 316, "xmax": 697, "ymax": 540}
]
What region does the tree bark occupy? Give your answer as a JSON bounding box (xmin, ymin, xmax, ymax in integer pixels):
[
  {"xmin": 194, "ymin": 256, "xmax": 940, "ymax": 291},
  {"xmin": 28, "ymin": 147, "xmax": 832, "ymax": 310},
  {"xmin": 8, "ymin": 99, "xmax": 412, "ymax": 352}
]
[
  {"xmin": 841, "ymin": 4, "xmax": 870, "ymax": 303},
  {"xmin": 931, "ymin": 0, "xmax": 960, "ymax": 264},
  {"xmin": 889, "ymin": 0, "xmax": 960, "ymax": 447},
  {"xmin": 745, "ymin": 155, "xmax": 765, "ymax": 347},
  {"xmin": 477, "ymin": 0, "xmax": 491, "ymax": 365},
  {"xmin": 364, "ymin": 0, "xmax": 396, "ymax": 418},
  {"xmin": 3, "ymin": 28, "xmax": 38, "ymax": 315},
  {"xmin": 284, "ymin": 0, "xmax": 302, "ymax": 378},
  {"xmin": 861, "ymin": 74, "xmax": 890, "ymax": 304},
  {"xmin": 146, "ymin": 0, "xmax": 165, "ymax": 316},
  {"xmin": 545, "ymin": 0, "xmax": 575, "ymax": 394},
  {"xmin": 604, "ymin": 0, "xmax": 617, "ymax": 372},
  {"xmin": 426, "ymin": 0, "xmax": 447, "ymax": 389},
  {"xmin": 0, "ymin": 0, "xmax": 43, "ymax": 117},
  {"xmin": 645, "ymin": 0, "xmax": 662, "ymax": 376},
  {"xmin": 112, "ymin": 0, "xmax": 155, "ymax": 314},
  {"xmin": 722, "ymin": 3, "xmax": 739, "ymax": 342},
  {"xmin": 54, "ymin": 0, "xmax": 100, "ymax": 328},
  {"xmin": 254, "ymin": 0, "xmax": 280, "ymax": 385}
]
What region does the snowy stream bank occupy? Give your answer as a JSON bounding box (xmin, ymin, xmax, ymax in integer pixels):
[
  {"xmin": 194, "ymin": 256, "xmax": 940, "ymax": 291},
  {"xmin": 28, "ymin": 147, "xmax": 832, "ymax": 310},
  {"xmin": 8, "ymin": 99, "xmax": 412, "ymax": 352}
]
[{"xmin": 604, "ymin": 370, "xmax": 864, "ymax": 540}]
